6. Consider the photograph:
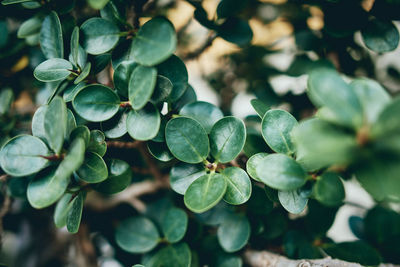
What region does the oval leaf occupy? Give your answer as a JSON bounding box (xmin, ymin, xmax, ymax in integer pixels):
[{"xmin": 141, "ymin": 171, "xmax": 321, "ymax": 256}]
[
  {"xmin": 361, "ymin": 18, "xmax": 399, "ymax": 53},
  {"xmin": 161, "ymin": 207, "xmax": 188, "ymax": 243},
  {"xmin": 94, "ymin": 159, "xmax": 132, "ymax": 195},
  {"xmin": 221, "ymin": 167, "xmax": 251, "ymax": 205},
  {"xmin": 246, "ymin": 152, "xmax": 268, "ymax": 182},
  {"xmin": 76, "ymin": 152, "xmax": 108, "ymax": 183},
  {"xmin": 81, "ymin": 18, "xmax": 119, "ymax": 55},
  {"xmin": 39, "ymin": 11, "xmax": 63, "ymax": 59},
  {"xmin": 66, "ymin": 191, "xmax": 85, "ymax": 233},
  {"xmin": 169, "ymin": 162, "xmax": 207, "ymax": 195},
  {"xmin": 157, "ymin": 55, "xmax": 188, "ymax": 102},
  {"xmin": 128, "ymin": 65, "xmax": 157, "ymax": 109},
  {"xmin": 217, "ymin": 214, "xmax": 250, "ymax": 252},
  {"xmin": 314, "ymin": 172, "xmax": 345, "ymax": 207},
  {"xmin": 278, "ymin": 189, "xmax": 308, "ymax": 214},
  {"xmin": 34, "ymin": 58, "xmax": 73, "ymax": 82},
  {"xmin": 44, "ymin": 96, "xmax": 67, "ymax": 154},
  {"xmin": 126, "ymin": 103, "xmax": 160, "ymax": 141},
  {"xmin": 179, "ymin": 101, "xmax": 223, "ymax": 133}
]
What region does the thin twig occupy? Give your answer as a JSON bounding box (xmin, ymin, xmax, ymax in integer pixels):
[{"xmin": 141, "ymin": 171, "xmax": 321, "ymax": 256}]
[{"xmin": 106, "ymin": 140, "xmax": 141, "ymax": 149}]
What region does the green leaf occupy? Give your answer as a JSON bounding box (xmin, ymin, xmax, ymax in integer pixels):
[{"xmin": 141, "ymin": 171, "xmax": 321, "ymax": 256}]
[
  {"xmin": 314, "ymin": 172, "xmax": 345, "ymax": 206},
  {"xmin": 81, "ymin": 18, "xmax": 119, "ymax": 55},
  {"xmin": 88, "ymin": 0, "xmax": 109, "ymax": 9},
  {"xmin": 0, "ymin": 135, "xmax": 49, "ymax": 177},
  {"xmin": 66, "ymin": 109, "xmax": 77, "ymax": 139},
  {"xmin": 307, "ymin": 69, "xmax": 363, "ymax": 129},
  {"xmin": 132, "ymin": 17, "xmax": 177, "ymax": 66},
  {"xmin": 221, "ymin": 167, "xmax": 251, "ymax": 205},
  {"xmin": 216, "ymin": 254, "xmax": 243, "ymax": 267},
  {"xmin": 31, "ymin": 106, "xmax": 48, "ymax": 142},
  {"xmin": 250, "ymin": 99, "xmax": 269, "ymax": 118},
  {"xmin": 351, "ymin": 78, "xmax": 390, "ymax": 124},
  {"xmin": 34, "ymin": 58, "xmax": 73, "ymax": 82},
  {"xmin": 115, "ymin": 216, "xmax": 160, "ymax": 253},
  {"xmin": 94, "ymin": 159, "xmax": 132, "ymax": 195},
  {"xmin": 0, "ymin": 88, "xmax": 14, "ymax": 115},
  {"xmin": 144, "ymin": 243, "xmax": 191, "ymax": 267},
  {"xmin": 210, "ymin": 116, "xmax": 246, "ymax": 163},
  {"xmin": 361, "ymin": 18, "xmax": 399, "ymax": 53},
  {"xmin": 76, "ymin": 152, "xmax": 108, "ymax": 183},
  {"xmin": 179, "ymin": 101, "xmax": 223, "ymax": 133},
  {"xmin": 66, "ymin": 191, "xmax": 85, "ymax": 233},
  {"xmin": 128, "ymin": 65, "xmax": 157, "ymax": 109},
  {"xmin": 63, "ymin": 82, "xmax": 86, "ymax": 102},
  {"xmin": 39, "ymin": 11, "xmax": 63, "ymax": 59},
  {"xmin": 113, "ymin": 60, "xmax": 137, "ymax": 98},
  {"xmin": 147, "ymin": 141, "xmax": 174, "ymax": 162},
  {"xmin": 101, "ymin": 109, "xmax": 128, "ymax": 139},
  {"xmin": 246, "ymin": 152, "xmax": 268, "ymax": 182},
  {"xmin": 151, "ymin": 75, "xmax": 173, "ymax": 103},
  {"xmin": 73, "ymin": 84, "xmax": 120, "ymax": 122},
  {"xmin": 293, "ymin": 118, "xmax": 358, "ymax": 171},
  {"xmin": 87, "ymin": 130, "xmax": 106, "ymax": 156},
  {"xmin": 54, "ymin": 193, "xmax": 73, "ymax": 228},
  {"xmin": 127, "ymin": 103, "xmax": 160, "ymax": 140},
  {"xmin": 165, "ymin": 117, "xmax": 209, "ymax": 164},
  {"xmin": 184, "ymin": 173, "xmax": 227, "ymax": 213},
  {"xmin": 27, "ymin": 138, "xmax": 85, "ymax": 208},
  {"xmin": 157, "ymin": 55, "xmax": 188, "ymax": 102},
  {"xmin": 17, "ymin": 16, "xmax": 43, "ymax": 38},
  {"xmin": 217, "ymin": 0, "xmax": 247, "ymax": 19},
  {"xmin": 2, "ymin": 0, "xmax": 34, "ymax": 5},
  {"xmin": 372, "ymin": 97, "xmax": 400, "ymax": 137},
  {"xmin": 256, "ymin": 154, "xmax": 307, "ymax": 191},
  {"xmin": 74, "ymin": 62, "xmax": 91, "ymax": 84},
  {"xmin": 70, "ymin": 125, "xmax": 90, "ymax": 147},
  {"xmin": 161, "ymin": 207, "xmax": 188, "ymax": 243},
  {"xmin": 261, "ymin": 109, "xmax": 298, "ymax": 154},
  {"xmin": 278, "ymin": 189, "xmax": 308, "ymax": 214},
  {"xmin": 217, "ymin": 214, "xmax": 250, "ymax": 252},
  {"xmin": 323, "ymin": 241, "xmax": 382, "ymax": 266},
  {"xmin": 169, "ymin": 162, "xmax": 207, "ymax": 195},
  {"xmin": 70, "ymin": 26, "xmax": 79, "ymax": 67},
  {"xmin": 44, "ymin": 96, "xmax": 67, "ymax": 154},
  {"xmin": 217, "ymin": 18, "xmax": 253, "ymax": 47}
]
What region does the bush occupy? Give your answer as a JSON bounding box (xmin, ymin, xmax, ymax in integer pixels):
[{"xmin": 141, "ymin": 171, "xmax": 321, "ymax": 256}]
[{"xmin": 0, "ymin": 0, "xmax": 400, "ymax": 266}]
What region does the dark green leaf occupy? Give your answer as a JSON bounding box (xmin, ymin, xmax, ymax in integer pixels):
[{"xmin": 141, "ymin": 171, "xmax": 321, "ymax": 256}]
[
  {"xmin": 144, "ymin": 243, "xmax": 191, "ymax": 267},
  {"xmin": 261, "ymin": 109, "xmax": 298, "ymax": 154},
  {"xmin": 113, "ymin": 60, "xmax": 137, "ymax": 98},
  {"xmin": 172, "ymin": 84, "xmax": 196, "ymax": 111},
  {"xmin": 76, "ymin": 152, "xmax": 108, "ymax": 183},
  {"xmin": 54, "ymin": 193, "xmax": 73, "ymax": 228},
  {"xmin": 161, "ymin": 207, "xmax": 188, "ymax": 243},
  {"xmin": 165, "ymin": 117, "xmax": 209, "ymax": 164},
  {"xmin": 87, "ymin": 130, "xmax": 107, "ymax": 156},
  {"xmin": 157, "ymin": 55, "xmax": 188, "ymax": 102},
  {"xmin": 314, "ymin": 172, "xmax": 345, "ymax": 206},
  {"xmin": 147, "ymin": 141, "xmax": 174, "ymax": 162},
  {"xmin": 66, "ymin": 191, "xmax": 84, "ymax": 233},
  {"xmin": 184, "ymin": 173, "xmax": 227, "ymax": 213},
  {"xmin": 39, "ymin": 11, "xmax": 63, "ymax": 59},
  {"xmin": 44, "ymin": 96, "xmax": 67, "ymax": 153},
  {"xmin": 361, "ymin": 18, "xmax": 399, "ymax": 53},
  {"xmin": 63, "ymin": 82, "xmax": 85, "ymax": 102},
  {"xmin": 100, "ymin": 109, "xmax": 128, "ymax": 139},
  {"xmin": 217, "ymin": 214, "xmax": 250, "ymax": 252},
  {"xmin": 31, "ymin": 105, "xmax": 48, "ymax": 142},
  {"xmin": 250, "ymin": 99, "xmax": 269, "ymax": 118},
  {"xmin": 151, "ymin": 75, "xmax": 173, "ymax": 103},
  {"xmin": 94, "ymin": 159, "xmax": 132, "ymax": 194},
  {"xmin": 0, "ymin": 135, "xmax": 49, "ymax": 177},
  {"xmin": 128, "ymin": 65, "xmax": 157, "ymax": 109},
  {"xmin": 210, "ymin": 116, "xmax": 246, "ymax": 163},
  {"xmin": 217, "ymin": 18, "xmax": 253, "ymax": 47},
  {"xmin": 81, "ymin": 18, "xmax": 119, "ymax": 55},
  {"xmin": 221, "ymin": 167, "xmax": 251, "ymax": 205},
  {"xmin": 70, "ymin": 26, "xmax": 79, "ymax": 67},
  {"xmin": 74, "ymin": 62, "xmax": 91, "ymax": 84},
  {"xmin": 0, "ymin": 88, "xmax": 14, "ymax": 115},
  {"xmin": 179, "ymin": 101, "xmax": 223, "ymax": 133},
  {"xmin": 115, "ymin": 216, "xmax": 160, "ymax": 253},
  {"xmin": 132, "ymin": 17, "xmax": 177, "ymax": 66},
  {"xmin": 256, "ymin": 154, "xmax": 307, "ymax": 191},
  {"xmin": 34, "ymin": 58, "xmax": 73, "ymax": 82},
  {"xmin": 126, "ymin": 103, "xmax": 160, "ymax": 140},
  {"xmin": 278, "ymin": 189, "xmax": 308, "ymax": 214},
  {"xmin": 72, "ymin": 84, "xmax": 120, "ymax": 122},
  {"xmin": 169, "ymin": 162, "xmax": 206, "ymax": 195}
]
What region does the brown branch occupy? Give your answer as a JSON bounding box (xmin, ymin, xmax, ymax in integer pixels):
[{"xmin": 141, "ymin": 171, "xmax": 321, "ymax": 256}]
[
  {"xmin": 244, "ymin": 250, "xmax": 399, "ymax": 267},
  {"xmin": 0, "ymin": 174, "xmax": 11, "ymax": 249},
  {"xmin": 183, "ymin": 32, "xmax": 217, "ymax": 61},
  {"xmin": 106, "ymin": 140, "xmax": 141, "ymax": 149},
  {"xmin": 137, "ymin": 141, "xmax": 166, "ymax": 182},
  {"xmin": 75, "ymin": 223, "xmax": 97, "ymax": 267}
]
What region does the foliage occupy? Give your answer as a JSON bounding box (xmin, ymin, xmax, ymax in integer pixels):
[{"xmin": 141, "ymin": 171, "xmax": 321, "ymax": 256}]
[{"xmin": 0, "ymin": 0, "xmax": 400, "ymax": 266}]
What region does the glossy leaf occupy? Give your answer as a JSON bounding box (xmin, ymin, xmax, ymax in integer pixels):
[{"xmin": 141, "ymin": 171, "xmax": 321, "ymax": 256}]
[
  {"xmin": 101, "ymin": 109, "xmax": 128, "ymax": 139},
  {"xmin": 115, "ymin": 216, "xmax": 160, "ymax": 253},
  {"xmin": 144, "ymin": 243, "xmax": 191, "ymax": 267},
  {"xmin": 74, "ymin": 62, "xmax": 91, "ymax": 84},
  {"xmin": 87, "ymin": 130, "xmax": 107, "ymax": 156},
  {"xmin": 278, "ymin": 189, "xmax": 308, "ymax": 214},
  {"xmin": 70, "ymin": 26, "xmax": 79, "ymax": 67},
  {"xmin": 81, "ymin": 18, "xmax": 119, "ymax": 55},
  {"xmin": 66, "ymin": 191, "xmax": 84, "ymax": 233},
  {"xmin": 88, "ymin": 0, "xmax": 109, "ymax": 9},
  {"xmin": 169, "ymin": 162, "xmax": 207, "ymax": 195},
  {"xmin": 147, "ymin": 141, "xmax": 174, "ymax": 162},
  {"xmin": 0, "ymin": 135, "xmax": 49, "ymax": 177},
  {"xmin": 184, "ymin": 173, "xmax": 227, "ymax": 213},
  {"xmin": 221, "ymin": 167, "xmax": 251, "ymax": 205},
  {"xmin": 70, "ymin": 125, "xmax": 90, "ymax": 147},
  {"xmin": 372, "ymin": 97, "xmax": 400, "ymax": 137},
  {"xmin": 361, "ymin": 18, "xmax": 399, "ymax": 53},
  {"xmin": 94, "ymin": 159, "xmax": 132, "ymax": 195},
  {"xmin": 44, "ymin": 96, "xmax": 67, "ymax": 154},
  {"xmin": 314, "ymin": 172, "xmax": 345, "ymax": 206},
  {"xmin": 157, "ymin": 55, "xmax": 188, "ymax": 102},
  {"xmin": 113, "ymin": 60, "xmax": 137, "ymax": 98},
  {"xmin": 261, "ymin": 109, "xmax": 298, "ymax": 154},
  {"xmin": 31, "ymin": 105, "xmax": 48, "ymax": 142},
  {"xmin": 161, "ymin": 208, "xmax": 188, "ymax": 243},
  {"xmin": 250, "ymin": 99, "xmax": 269, "ymax": 118},
  {"xmin": 54, "ymin": 193, "xmax": 73, "ymax": 228},
  {"xmin": 39, "ymin": 11, "xmax": 63, "ymax": 59},
  {"xmin": 256, "ymin": 154, "xmax": 307, "ymax": 191},
  {"xmin": 246, "ymin": 152, "xmax": 268, "ymax": 182},
  {"xmin": 73, "ymin": 84, "xmax": 120, "ymax": 122},
  {"xmin": 126, "ymin": 103, "xmax": 160, "ymax": 141},
  {"xmin": 217, "ymin": 214, "xmax": 250, "ymax": 252},
  {"xmin": 34, "ymin": 58, "xmax": 72, "ymax": 82},
  {"xmin": 210, "ymin": 116, "xmax": 246, "ymax": 163},
  {"xmin": 179, "ymin": 101, "xmax": 223, "ymax": 133},
  {"xmin": 151, "ymin": 75, "xmax": 173, "ymax": 103},
  {"xmin": 128, "ymin": 65, "xmax": 157, "ymax": 109},
  {"xmin": 76, "ymin": 152, "xmax": 108, "ymax": 183},
  {"xmin": 165, "ymin": 117, "xmax": 209, "ymax": 164},
  {"xmin": 17, "ymin": 16, "xmax": 42, "ymax": 38},
  {"xmin": 27, "ymin": 138, "xmax": 85, "ymax": 208},
  {"xmin": 132, "ymin": 17, "xmax": 177, "ymax": 66}
]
